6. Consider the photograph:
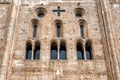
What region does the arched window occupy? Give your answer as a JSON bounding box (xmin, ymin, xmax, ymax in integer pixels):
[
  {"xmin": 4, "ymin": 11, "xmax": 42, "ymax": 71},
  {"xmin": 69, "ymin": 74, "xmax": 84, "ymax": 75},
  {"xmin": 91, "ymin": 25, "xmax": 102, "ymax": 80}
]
[
  {"xmin": 51, "ymin": 42, "xmax": 58, "ymax": 60},
  {"xmin": 85, "ymin": 41, "xmax": 92, "ymax": 60},
  {"xmin": 79, "ymin": 20, "xmax": 87, "ymax": 38},
  {"xmin": 77, "ymin": 41, "xmax": 84, "ymax": 60},
  {"xmin": 60, "ymin": 41, "xmax": 67, "ymax": 60},
  {"xmin": 32, "ymin": 20, "xmax": 38, "ymax": 38},
  {"xmin": 56, "ymin": 22, "xmax": 61, "ymax": 37},
  {"xmin": 34, "ymin": 42, "xmax": 40, "ymax": 59},
  {"xmin": 80, "ymin": 24, "xmax": 84, "ymax": 38},
  {"xmin": 26, "ymin": 42, "xmax": 32, "ymax": 59},
  {"xmin": 55, "ymin": 20, "xmax": 63, "ymax": 38}
]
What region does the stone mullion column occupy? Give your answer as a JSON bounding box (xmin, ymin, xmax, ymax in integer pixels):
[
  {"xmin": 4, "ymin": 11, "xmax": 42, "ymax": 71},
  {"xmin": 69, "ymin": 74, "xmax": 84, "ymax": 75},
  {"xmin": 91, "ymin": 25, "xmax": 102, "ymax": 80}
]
[
  {"xmin": 83, "ymin": 41, "xmax": 86, "ymax": 60},
  {"xmin": 1, "ymin": 0, "xmax": 20, "ymax": 80},
  {"xmin": 99, "ymin": 0, "xmax": 119, "ymax": 80},
  {"xmin": 58, "ymin": 41, "xmax": 60, "ymax": 60},
  {"xmin": 32, "ymin": 42, "xmax": 34, "ymax": 60}
]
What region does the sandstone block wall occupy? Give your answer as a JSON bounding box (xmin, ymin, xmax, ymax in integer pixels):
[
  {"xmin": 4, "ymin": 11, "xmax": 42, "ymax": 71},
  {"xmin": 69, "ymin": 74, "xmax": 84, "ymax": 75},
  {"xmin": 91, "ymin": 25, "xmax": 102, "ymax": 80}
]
[
  {"xmin": 11, "ymin": 0, "xmax": 107, "ymax": 80},
  {"xmin": 0, "ymin": 3, "xmax": 10, "ymax": 69},
  {"xmin": 0, "ymin": 0, "xmax": 120, "ymax": 80}
]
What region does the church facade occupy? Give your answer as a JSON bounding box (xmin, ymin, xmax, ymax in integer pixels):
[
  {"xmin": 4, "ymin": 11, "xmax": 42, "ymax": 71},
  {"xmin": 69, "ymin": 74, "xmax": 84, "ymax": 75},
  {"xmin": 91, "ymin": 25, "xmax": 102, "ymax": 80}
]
[{"xmin": 0, "ymin": 0, "xmax": 120, "ymax": 80}]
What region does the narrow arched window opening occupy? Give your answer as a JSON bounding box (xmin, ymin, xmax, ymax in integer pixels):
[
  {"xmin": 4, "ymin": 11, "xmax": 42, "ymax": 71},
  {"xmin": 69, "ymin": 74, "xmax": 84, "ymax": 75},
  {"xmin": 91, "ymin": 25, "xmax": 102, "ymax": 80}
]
[
  {"xmin": 51, "ymin": 42, "xmax": 58, "ymax": 60},
  {"xmin": 32, "ymin": 21, "xmax": 38, "ymax": 38},
  {"xmin": 26, "ymin": 42, "xmax": 32, "ymax": 60},
  {"xmin": 80, "ymin": 24, "xmax": 84, "ymax": 38},
  {"xmin": 60, "ymin": 42, "xmax": 67, "ymax": 60},
  {"xmin": 56, "ymin": 23, "xmax": 61, "ymax": 37},
  {"xmin": 34, "ymin": 42, "xmax": 40, "ymax": 60},
  {"xmin": 85, "ymin": 41, "xmax": 92, "ymax": 60},
  {"xmin": 77, "ymin": 42, "xmax": 84, "ymax": 60}
]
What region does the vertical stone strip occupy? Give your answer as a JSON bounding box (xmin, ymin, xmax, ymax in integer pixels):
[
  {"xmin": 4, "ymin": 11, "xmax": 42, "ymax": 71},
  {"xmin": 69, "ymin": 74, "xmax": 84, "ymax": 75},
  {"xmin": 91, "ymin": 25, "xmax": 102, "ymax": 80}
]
[
  {"xmin": 0, "ymin": 0, "xmax": 20, "ymax": 80},
  {"xmin": 97, "ymin": 0, "xmax": 119, "ymax": 80}
]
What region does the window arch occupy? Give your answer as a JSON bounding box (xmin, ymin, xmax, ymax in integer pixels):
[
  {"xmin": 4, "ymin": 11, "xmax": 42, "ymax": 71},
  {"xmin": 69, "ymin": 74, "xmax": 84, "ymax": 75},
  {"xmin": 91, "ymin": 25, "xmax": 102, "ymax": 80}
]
[
  {"xmin": 74, "ymin": 8, "xmax": 85, "ymax": 17},
  {"xmin": 60, "ymin": 41, "xmax": 67, "ymax": 60},
  {"xmin": 51, "ymin": 42, "xmax": 58, "ymax": 60},
  {"xmin": 55, "ymin": 20, "xmax": 63, "ymax": 38},
  {"xmin": 79, "ymin": 20, "xmax": 87, "ymax": 38},
  {"xmin": 26, "ymin": 42, "xmax": 32, "ymax": 59},
  {"xmin": 85, "ymin": 40, "xmax": 92, "ymax": 60},
  {"xmin": 35, "ymin": 7, "xmax": 47, "ymax": 18},
  {"xmin": 34, "ymin": 42, "xmax": 40, "ymax": 60},
  {"xmin": 32, "ymin": 19, "xmax": 38, "ymax": 38},
  {"xmin": 77, "ymin": 40, "xmax": 84, "ymax": 60}
]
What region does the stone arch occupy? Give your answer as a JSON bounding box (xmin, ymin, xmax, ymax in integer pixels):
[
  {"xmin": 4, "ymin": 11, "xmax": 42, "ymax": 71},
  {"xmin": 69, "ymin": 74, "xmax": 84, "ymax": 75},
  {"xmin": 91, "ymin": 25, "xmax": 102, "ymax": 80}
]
[
  {"xmin": 35, "ymin": 7, "xmax": 47, "ymax": 18},
  {"xmin": 76, "ymin": 39, "xmax": 84, "ymax": 48},
  {"xmin": 74, "ymin": 8, "xmax": 86, "ymax": 17},
  {"xmin": 78, "ymin": 19, "xmax": 87, "ymax": 26},
  {"xmin": 50, "ymin": 39, "xmax": 58, "ymax": 45},
  {"xmin": 78, "ymin": 19, "xmax": 88, "ymax": 38},
  {"xmin": 54, "ymin": 20, "xmax": 63, "ymax": 24},
  {"xmin": 60, "ymin": 39, "xmax": 67, "ymax": 45}
]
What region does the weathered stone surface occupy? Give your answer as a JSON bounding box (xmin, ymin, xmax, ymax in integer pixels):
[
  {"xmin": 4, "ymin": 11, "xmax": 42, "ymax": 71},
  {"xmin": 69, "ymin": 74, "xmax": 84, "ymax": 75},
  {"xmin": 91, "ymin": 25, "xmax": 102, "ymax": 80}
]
[
  {"xmin": 0, "ymin": 0, "xmax": 120, "ymax": 80},
  {"xmin": 0, "ymin": 4, "xmax": 9, "ymax": 68}
]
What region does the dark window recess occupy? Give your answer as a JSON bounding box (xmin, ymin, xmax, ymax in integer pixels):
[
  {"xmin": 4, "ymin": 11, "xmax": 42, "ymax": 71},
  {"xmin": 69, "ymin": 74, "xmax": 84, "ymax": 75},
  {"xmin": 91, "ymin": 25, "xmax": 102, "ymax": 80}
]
[
  {"xmin": 80, "ymin": 25, "xmax": 84, "ymax": 38},
  {"xmin": 86, "ymin": 45, "xmax": 92, "ymax": 60},
  {"xmin": 26, "ymin": 43, "xmax": 32, "ymax": 59},
  {"xmin": 51, "ymin": 45, "xmax": 58, "ymax": 60},
  {"xmin": 34, "ymin": 45, "xmax": 40, "ymax": 59},
  {"xmin": 60, "ymin": 45, "xmax": 67, "ymax": 60},
  {"xmin": 76, "ymin": 12, "xmax": 82, "ymax": 17},
  {"xmin": 38, "ymin": 12, "xmax": 45, "ymax": 18},
  {"xmin": 57, "ymin": 25, "xmax": 61, "ymax": 37},
  {"xmin": 85, "ymin": 42, "xmax": 92, "ymax": 60},
  {"xmin": 77, "ymin": 44, "xmax": 84, "ymax": 60},
  {"xmin": 33, "ymin": 25, "xmax": 37, "ymax": 38}
]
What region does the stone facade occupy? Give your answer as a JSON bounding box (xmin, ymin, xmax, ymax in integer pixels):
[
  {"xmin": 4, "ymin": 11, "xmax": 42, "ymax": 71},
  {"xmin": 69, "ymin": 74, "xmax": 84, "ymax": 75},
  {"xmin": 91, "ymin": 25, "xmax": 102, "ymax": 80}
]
[{"xmin": 0, "ymin": 0, "xmax": 120, "ymax": 80}]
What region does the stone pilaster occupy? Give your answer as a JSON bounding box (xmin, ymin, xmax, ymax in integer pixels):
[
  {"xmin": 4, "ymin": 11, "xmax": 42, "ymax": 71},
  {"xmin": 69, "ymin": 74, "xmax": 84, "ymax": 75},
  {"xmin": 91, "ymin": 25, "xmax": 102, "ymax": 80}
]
[
  {"xmin": 0, "ymin": 0, "xmax": 20, "ymax": 80},
  {"xmin": 97, "ymin": 0, "xmax": 119, "ymax": 80}
]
